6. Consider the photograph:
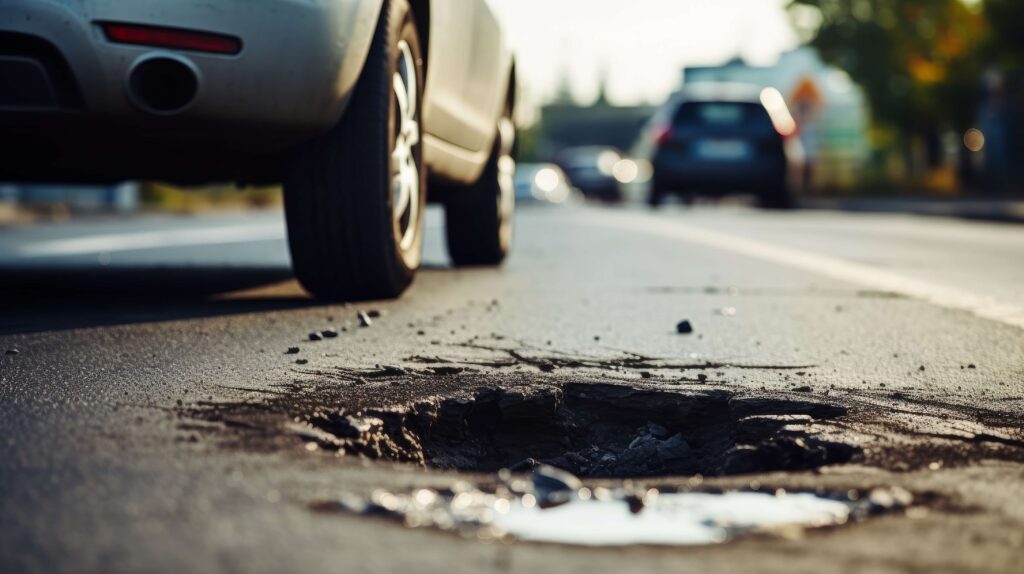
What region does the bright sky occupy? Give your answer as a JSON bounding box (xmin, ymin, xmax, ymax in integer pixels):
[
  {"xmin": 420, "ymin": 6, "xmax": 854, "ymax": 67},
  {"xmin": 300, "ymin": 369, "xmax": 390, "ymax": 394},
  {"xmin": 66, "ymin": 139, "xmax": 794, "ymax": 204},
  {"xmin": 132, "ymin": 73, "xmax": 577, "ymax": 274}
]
[{"xmin": 490, "ymin": 0, "xmax": 800, "ymax": 107}]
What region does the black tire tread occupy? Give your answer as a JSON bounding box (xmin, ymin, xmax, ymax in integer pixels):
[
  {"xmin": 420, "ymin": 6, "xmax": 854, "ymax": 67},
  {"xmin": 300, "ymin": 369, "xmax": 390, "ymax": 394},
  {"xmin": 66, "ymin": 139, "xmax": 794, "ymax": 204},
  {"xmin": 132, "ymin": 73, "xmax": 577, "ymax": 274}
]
[
  {"xmin": 284, "ymin": 0, "xmax": 420, "ymax": 300},
  {"xmin": 445, "ymin": 135, "xmax": 508, "ymax": 266}
]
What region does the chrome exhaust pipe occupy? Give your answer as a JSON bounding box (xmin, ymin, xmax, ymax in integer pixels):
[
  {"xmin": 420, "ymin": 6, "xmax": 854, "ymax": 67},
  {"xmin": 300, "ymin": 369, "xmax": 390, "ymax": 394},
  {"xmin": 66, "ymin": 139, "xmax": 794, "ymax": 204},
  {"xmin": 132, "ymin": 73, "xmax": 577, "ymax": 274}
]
[{"xmin": 127, "ymin": 54, "xmax": 200, "ymax": 114}]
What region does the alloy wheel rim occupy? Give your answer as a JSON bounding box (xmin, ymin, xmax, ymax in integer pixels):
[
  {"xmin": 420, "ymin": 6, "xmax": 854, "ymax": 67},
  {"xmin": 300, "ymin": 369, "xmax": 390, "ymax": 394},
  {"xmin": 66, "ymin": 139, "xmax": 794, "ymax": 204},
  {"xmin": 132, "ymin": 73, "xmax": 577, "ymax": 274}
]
[
  {"xmin": 391, "ymin": 40, "xmax": 420, "ymax": 258},
  {"xmin": 496, "ymin": 116, "xmax": 516, "ymax": 251}
]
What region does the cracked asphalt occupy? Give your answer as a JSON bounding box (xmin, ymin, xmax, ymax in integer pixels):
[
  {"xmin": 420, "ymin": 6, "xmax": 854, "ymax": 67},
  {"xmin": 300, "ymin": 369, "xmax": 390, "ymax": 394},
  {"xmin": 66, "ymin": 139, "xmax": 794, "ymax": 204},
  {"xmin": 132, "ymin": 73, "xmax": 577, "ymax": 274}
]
[{"xmin": 1, "ymin": 204, "xmax": 1022, "ymax": 573}]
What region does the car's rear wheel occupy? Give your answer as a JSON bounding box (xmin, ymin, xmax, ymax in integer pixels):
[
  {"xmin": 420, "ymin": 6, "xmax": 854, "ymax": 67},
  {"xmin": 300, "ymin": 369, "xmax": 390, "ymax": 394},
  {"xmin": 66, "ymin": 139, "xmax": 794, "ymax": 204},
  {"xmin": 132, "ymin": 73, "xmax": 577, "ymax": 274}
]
[
  {"xmin": 758, "ymin": 179, "xmax": 793, "ymax": 209},
  {"xmin": 648, "ymin": 179, "xmax": 668, "ymax": 207},
  {"xmin": 444, "ymin": 111, "xmax": 516, "ymax": 266},
  {"xmin": 284, "ymin": 0, "xmax": 424, "ymax": 300}
]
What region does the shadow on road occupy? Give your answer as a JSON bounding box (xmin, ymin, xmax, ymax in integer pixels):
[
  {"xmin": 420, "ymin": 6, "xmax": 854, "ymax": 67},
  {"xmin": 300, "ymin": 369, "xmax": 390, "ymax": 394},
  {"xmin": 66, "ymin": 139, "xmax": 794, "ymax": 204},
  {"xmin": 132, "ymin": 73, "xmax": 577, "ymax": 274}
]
[{"xmin": 0, "ymin": 265, "xmax": 320, "ymax": 335}]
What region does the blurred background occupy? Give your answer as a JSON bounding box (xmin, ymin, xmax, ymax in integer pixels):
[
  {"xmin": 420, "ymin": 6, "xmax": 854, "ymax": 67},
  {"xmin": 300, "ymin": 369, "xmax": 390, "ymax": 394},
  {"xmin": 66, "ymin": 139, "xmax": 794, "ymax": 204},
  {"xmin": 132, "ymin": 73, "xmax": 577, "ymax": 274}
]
[
  {"xmin": 500, "ymin": 0, "xmax": 1024, "ymax": 209},
  {"xmin": 1, "ymin": 0, "xmax": 1022, "ymax": 220}
]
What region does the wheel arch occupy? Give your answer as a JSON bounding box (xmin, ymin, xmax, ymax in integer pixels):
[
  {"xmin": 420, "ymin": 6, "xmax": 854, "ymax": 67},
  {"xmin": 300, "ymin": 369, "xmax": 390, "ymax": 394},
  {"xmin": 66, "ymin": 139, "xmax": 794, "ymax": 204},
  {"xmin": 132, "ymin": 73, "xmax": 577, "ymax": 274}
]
[
  {"xmin": 408, "ymin": 0, "xmax": 430, "ymax": 77},
  {"xmin": 506, "ymin": 58, "xmax": 517, "ymax": 115}
]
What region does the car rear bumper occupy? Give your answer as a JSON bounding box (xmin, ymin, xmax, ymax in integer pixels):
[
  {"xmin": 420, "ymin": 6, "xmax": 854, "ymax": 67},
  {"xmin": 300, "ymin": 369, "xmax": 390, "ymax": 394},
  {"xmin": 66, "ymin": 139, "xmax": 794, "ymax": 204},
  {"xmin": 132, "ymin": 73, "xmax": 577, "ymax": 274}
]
[
  {"xmin": 653, "ymin": 154, "xmax": 786, "ymax": 192},
  {"xmin": 0, "ymin": 0, "xmax": 382, "ymax": 181}
]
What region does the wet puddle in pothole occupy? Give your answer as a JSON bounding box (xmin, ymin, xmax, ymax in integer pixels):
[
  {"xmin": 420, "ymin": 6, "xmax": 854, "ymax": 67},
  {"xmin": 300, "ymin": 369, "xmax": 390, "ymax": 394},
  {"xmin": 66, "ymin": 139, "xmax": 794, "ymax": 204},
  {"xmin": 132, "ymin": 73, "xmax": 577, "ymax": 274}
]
[{"xmin": 313, "ymin": 466, "xmax": 912, "ymax": 547}]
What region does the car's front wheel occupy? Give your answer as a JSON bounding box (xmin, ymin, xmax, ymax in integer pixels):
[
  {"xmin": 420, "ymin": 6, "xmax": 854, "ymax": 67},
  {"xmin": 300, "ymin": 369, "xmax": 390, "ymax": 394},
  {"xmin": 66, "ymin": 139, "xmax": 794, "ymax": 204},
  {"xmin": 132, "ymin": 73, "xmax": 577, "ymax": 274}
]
[
  {"xmin": 284, "ymin": 0, "xmax": 424, "ymax": 300},
  {"xmin": 758, "ymin": 179, "xmax": 794, "ymax": 209}
]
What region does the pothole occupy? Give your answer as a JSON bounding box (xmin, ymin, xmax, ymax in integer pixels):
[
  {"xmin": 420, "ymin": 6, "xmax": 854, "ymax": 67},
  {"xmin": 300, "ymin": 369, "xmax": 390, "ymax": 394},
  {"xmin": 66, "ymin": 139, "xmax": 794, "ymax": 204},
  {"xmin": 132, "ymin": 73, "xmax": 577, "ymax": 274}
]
[
  {"xmin": 292, "ymin": 383, "xmax": 855, "ymax": 478},
  {"xmin": 178, "ymin": 359, "xmax": 1023, "ymax": 548}
]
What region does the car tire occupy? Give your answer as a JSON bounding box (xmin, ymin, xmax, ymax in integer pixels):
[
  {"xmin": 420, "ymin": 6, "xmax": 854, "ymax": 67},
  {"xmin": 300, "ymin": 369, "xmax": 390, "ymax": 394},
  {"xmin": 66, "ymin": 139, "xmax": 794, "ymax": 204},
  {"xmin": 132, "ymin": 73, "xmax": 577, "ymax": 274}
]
[
  {"xmin": 444, "ymin": 111, "xmax": 516, "ymax": 266},
  {"xmin": 758, "ymin": 180, "xmax": 793, "ymax": 210},
  {"xmin": 648, "ymin": 179, "xmax": 668, "ymax": 208},
  {"xmin": 283, "ymin": 0, "xmax": 425, "ymax": 300}
]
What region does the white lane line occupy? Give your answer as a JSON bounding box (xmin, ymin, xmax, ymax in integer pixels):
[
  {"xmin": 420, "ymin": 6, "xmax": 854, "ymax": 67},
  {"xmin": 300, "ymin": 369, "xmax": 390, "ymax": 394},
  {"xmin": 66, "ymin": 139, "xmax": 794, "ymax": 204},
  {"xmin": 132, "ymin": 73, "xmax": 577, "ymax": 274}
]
[
  {"xmin": 17, "ymin": 222, "xmax": 286, "ymax": 257},
  {"xmin": 585, "ymin": 212, "xmax": 1024, "ymax": 330}
]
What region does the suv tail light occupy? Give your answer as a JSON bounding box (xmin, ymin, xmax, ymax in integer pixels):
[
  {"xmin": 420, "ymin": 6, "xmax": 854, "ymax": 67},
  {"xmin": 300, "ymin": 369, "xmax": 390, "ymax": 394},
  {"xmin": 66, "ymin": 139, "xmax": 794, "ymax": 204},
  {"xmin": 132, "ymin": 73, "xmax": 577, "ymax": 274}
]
[
  {"xmin": 101, "ymin": 23, "xmax": 242, "ymax": 55},
  {"xmin": 653, "ymin": 125, "xmax": 672, "ymax": 145}
]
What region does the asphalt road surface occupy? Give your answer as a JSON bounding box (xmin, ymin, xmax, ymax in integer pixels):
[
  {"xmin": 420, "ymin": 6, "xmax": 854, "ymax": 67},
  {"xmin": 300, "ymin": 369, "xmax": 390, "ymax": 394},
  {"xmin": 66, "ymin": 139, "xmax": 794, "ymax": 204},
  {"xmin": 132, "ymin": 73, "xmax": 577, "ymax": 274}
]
[{"xmin": 1, "ymin": 204, "xmax": 1022, "ymax": 573}]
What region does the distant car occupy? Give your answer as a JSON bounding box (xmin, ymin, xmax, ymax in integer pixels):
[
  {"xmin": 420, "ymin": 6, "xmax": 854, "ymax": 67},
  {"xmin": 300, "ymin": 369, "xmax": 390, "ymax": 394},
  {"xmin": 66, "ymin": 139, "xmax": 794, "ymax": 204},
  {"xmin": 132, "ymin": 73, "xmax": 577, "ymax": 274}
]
[
  {"xmin": 0, "ymin": 0, "xmax": 516, "ymax": 299},
  {"xmin": 645, "ymin": 83, "xmax": 804, "ymax": 208},
  {"xmin": 514, "ymin": 163, "xmax": 573, "ymax": 204},
  {"xmin": 554, "ymin": 146, "xmax": 624, "ymax": 202}
]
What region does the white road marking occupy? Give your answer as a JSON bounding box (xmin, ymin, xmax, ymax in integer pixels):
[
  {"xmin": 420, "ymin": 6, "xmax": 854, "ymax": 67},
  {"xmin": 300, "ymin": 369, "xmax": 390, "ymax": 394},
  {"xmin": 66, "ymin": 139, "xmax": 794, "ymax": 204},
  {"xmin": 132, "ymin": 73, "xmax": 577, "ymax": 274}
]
[
  {"xmin": 17, "ymin": 222, "xmax": 286, "ymax": 257},
  {"xmin": 588, "ymin": 212, "xmax": 1024, "ymax": 330}
]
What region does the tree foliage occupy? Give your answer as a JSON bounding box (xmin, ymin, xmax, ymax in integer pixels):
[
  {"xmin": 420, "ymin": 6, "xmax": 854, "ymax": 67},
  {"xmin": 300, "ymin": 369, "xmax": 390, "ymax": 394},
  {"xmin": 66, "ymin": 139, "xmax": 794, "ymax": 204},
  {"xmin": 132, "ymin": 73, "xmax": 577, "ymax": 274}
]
[
  {"xmin": 788, "ymin": 0, "xmax": 986, "ymax": 134},
  {"xmin": 982, "ymin": 0, "xmax": 1024, "ymax": 69}
]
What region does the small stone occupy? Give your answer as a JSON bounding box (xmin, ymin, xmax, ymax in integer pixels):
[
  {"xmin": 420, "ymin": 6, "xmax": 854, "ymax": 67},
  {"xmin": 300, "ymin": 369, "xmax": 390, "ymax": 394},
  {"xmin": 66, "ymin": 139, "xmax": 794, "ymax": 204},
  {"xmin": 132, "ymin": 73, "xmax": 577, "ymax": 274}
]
[
  {"xmin": 640, "ymin": 371, "xmax": 652, "ymax": 379},
  {"xmin": 358, "ymin": 312, "xmax": 373, "ymax": 328},
  {"xmin": 321, "ymin": 329, "xmax": 339, "ymax": 339},
  {"xmin": 308, "ymin": 332, "xmax": 323, "ymax": 342},
  {"xmin": 417, "ymin": 330, "xmax": 426, "ymax": 336},
  {"xmin": 366, "ymin": 310, "xmax": 382, "ymax": 319},
  {"xmin": 5, "ymin": 349, "xmax": 18, "ymax": 356},
  {"xmin": 295, "ymin": 359, "xmax": 309, "ymax": 365},
  {"xmin": 794, "ymin": 385, "xmax": 813, "ymax": 393},
  {"xmin": 918, "ymin": 365, "xmax": 926, "ymax": 372},
  {"xmin": 967, "ymin": 364, "xmax": 977, "ymax": 369},
  {"xmin": 656, "ymin": 433, "xmax": 691, "ymax": 460},
  {"xmin": 286, "ymin": 347, "xmax": 300, "ymax": 355},
  {"xmin": 531, "ymin": 465, "xmax": 583, "ymax": 508},
  {"xmin": 508, "ymin": 458, "xmax": 540, "ymax": 472},
  {"xmin": 645, "ymin": 422, "xmax": 669, "ymax": 438},
  {"xmin": 696, "ymin": 373, "xmax": 709, "ymax": 382},
  {"xmin": 380, "ymin": 365, "xmax": 406, "ymax": 376},
  {"xmin": 676, "ymin": 320, "xmax": 694, "ymax": 334}
]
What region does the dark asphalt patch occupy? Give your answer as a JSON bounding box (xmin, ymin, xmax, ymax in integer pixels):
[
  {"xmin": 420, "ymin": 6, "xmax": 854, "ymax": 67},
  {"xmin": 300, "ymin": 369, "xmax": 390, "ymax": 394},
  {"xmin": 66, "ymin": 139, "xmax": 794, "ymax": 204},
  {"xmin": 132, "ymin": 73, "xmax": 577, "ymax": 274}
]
[
  {"xmin": 179, "ymin": 365, "xmax": 860, "ymax": 478},
  {"xmin": 297, "ymin": 383, "xmax": 855, "ymax": 478},
  {"xmin": 178, "ymin": 363, "xmax": 1024, "ymax": 479}
]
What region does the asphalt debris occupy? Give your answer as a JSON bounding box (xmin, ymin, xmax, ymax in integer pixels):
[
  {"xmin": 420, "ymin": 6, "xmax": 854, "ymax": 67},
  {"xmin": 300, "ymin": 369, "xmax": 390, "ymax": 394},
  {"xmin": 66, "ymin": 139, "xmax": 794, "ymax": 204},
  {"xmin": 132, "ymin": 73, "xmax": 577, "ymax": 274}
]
[
  {"xmin": 676, "ymin": 320, "xmax": 694, "ymax": 334},
  {"xmin": 286, "ymin": 347, "xmax": 301, "ymax": 355},
  {"xmin": 358, "ymin": 312, "xmax": 373, "ymax": 328}
]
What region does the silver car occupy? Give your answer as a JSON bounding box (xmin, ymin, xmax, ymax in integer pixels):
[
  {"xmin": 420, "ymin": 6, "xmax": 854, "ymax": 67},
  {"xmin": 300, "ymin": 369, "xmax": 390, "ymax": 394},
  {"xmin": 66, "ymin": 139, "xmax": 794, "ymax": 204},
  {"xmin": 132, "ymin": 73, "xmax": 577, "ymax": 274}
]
[{"xmin": 0, "ymin": 0, "xmax": 517, "ymax": 299}]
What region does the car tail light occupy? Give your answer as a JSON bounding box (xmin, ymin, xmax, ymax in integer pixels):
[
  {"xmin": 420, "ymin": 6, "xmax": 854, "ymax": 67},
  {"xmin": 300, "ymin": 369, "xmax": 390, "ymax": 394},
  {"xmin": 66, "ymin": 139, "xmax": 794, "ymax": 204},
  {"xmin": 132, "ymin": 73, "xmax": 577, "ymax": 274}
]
[
  {"xmin": 653, "ymin": 125, "xmax": 672, "ymax": 145},
  {"xmin": 102, "ymin": 23, "xmax": 242, "ymax": 55}
]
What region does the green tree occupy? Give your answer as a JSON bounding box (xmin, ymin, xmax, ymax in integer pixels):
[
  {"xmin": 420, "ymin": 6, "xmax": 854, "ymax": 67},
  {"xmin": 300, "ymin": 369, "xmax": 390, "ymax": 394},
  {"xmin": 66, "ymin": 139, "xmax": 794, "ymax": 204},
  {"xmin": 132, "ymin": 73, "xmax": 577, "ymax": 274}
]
[
  {"xmin": 982, "ymin": 0, "xmax": 1024, "ymax": 69},
  {"xmin": 788, "ymin": 0, "xmax": 986, "ymax": 142}
]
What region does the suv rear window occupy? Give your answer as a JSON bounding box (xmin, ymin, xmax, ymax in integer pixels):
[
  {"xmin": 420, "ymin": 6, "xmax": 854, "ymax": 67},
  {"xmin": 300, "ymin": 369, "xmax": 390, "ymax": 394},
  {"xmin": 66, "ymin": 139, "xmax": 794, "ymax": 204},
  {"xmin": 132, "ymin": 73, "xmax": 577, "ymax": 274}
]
[{"xmin": 673, "ymin": 102, "xmax": 774, "ymax": 132}]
